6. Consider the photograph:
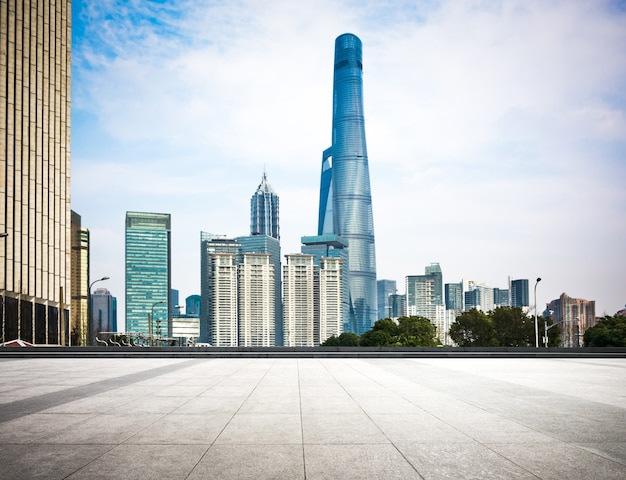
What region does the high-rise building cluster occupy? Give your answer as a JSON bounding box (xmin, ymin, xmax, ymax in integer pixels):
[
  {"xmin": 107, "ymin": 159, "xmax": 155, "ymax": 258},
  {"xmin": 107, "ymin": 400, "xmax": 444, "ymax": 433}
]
[{"xmin": 2, "ymin": 15, "xmax": 603, "ymax": 349}]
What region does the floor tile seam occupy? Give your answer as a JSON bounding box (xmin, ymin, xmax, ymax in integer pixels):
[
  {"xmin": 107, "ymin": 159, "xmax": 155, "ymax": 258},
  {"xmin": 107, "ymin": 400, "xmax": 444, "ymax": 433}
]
[
  {"xmin": 60, "ymin": 443, "xmax": 120, "ymax": 480},
  {"xmin": 573, "ymin": 443, "xmax": 626, "ymax": 468},
  {"xmin": 457, "ymin": 441, "xmax": 545, "ymax": 480},
  {"xmin": 318, "ymin": 359, "xmax": 425, "ymax": 479},
  {"xmin": 184, "ymin": 358, "xmax": 279, "ymax": 480},
  {"xmin": 296, "ymin": 359, "xmax": 308, "ymax": 480}
]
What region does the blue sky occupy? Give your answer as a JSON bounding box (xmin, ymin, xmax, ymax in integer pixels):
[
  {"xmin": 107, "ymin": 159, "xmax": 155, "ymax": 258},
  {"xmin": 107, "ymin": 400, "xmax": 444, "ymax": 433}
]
[{"xmin": 71, "ymin": 0, "xmax": 626, "ymax": 321}]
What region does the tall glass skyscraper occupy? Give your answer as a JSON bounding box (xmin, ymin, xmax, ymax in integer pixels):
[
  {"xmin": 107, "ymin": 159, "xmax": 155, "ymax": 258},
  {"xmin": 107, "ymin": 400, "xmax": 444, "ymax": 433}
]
[
  {"xmin": 251, "ymin": 172, "xmax": 280, "ymax": 239},
  {"xmin": 125, "ymin": 212, "xmax": 171, "ymax": 336},
  {"xmin": 318, "ymin": 33, "xmax": 377, "ymax": 335}
]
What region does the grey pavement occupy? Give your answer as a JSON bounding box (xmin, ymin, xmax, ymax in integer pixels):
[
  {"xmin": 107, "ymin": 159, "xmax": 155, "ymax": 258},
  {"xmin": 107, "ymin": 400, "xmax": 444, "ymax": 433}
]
[{"xmin": 0, "ymin": 356, "xmax": 625, "ymax": 479}]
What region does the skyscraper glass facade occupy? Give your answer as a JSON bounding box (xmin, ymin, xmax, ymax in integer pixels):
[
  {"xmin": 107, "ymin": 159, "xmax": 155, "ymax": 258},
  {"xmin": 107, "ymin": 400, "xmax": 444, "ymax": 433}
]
[
  {"xmin": 318, "ymin": 33, "xmax": 377, "ymax": 335},
  {"xmin": 511, "ymin": 279, "xmax": 529, "ymax": 307},
  {"xmin": 125, "ymin": 212, "xmax": 171, "ymax": 336},
  {"xmin": 251, "ymin": 172, "xmax": 280, "ymax": 239},
  {"xmin": 377, "ymin": 280, "xmax": 397, "ymax": 320}
]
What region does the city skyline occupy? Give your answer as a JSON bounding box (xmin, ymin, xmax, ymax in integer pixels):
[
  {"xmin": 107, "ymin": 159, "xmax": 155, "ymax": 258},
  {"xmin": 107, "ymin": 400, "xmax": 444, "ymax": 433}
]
[{"xmin": 71, "ymin": 0, "xmax": 626, "ymax": 319}]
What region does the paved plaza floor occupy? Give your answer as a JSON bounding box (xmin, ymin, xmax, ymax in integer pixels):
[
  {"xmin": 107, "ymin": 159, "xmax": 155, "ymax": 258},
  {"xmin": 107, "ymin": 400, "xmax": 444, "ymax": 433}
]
[{"xmin": 0, "ymin": 356, "xmax": 625, "ymax": 479}]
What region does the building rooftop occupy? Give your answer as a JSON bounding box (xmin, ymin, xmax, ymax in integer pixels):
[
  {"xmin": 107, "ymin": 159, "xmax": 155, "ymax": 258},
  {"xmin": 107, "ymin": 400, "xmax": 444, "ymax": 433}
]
[{"xmin": 0, "ymin": 354, "xmax": 624, "ymax": 479}]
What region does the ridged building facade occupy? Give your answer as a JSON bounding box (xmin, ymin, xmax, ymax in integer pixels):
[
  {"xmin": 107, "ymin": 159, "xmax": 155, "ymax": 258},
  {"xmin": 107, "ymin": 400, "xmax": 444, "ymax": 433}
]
[
  {"xmin": 1, "ymin": 0, "xmax": 72, "ymax": 344},
  {"xmin": 318, "ymin": 33, "xmax": 377, "ymax": 335}
]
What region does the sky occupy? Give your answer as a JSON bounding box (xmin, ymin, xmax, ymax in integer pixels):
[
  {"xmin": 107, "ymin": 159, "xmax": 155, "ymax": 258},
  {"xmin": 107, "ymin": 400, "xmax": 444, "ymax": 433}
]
[{"xmin": 71, "ymin": 0, "xmax": 626, "ymax": 323}]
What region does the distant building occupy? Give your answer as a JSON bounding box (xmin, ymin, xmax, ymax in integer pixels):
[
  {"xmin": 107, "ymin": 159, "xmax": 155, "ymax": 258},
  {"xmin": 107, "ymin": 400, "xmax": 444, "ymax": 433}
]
[
  {"xmin": 186, "ymin": 295, "xmax": 201, "ymax": 317},
  {"xmin": 91, "ymin": 288, "xmax": 116, "ymax": 339},
  {"xmin": 301, "ymin": 235, "xmax": 350, "ymax": 330},
  {"xmin": 493, "ymin": 288, "xmax": 510, "ymax": 307},
  {"xmin": 406, "ymin": 263, "xmax": 446, "ymax": 343},
  {"xmin": 71, "ymin": 211, "xmax": 90, "ymax": 346},
  {"xmin": 464, "ymin": 281, "xmax": 494, "ymax": 312},
  {"xmin": 389, "ymin": 294, "xmax": 406, "ymax": 319},
  {"xmin": 511, "ymin": 279, "xmax": 529, "ymax": 307},
  {"xmin": 238, "ymin": 253, "xmax": 275, "ymax": 347},
  {"xmin": 319, "ymin": 257, "xmax": 344, "ymax": 344},
  {"xmin": 200, "ymin": 233, "xmax": 240, "ymax": 345},
  {"xmin": 237, "ymin": 234, "xmax": 283, "ymax": 346},
  {"xmin": 125, "ymin": 212, "xmax": 171, "ymax": 336},
  {"xmin": 445, "ymin": 282, "xmax": 463, "ymax": 312},
  {"xmin": 250, "ymin": 172, "xmax": 280, "ymax": 239},
  {"xmin": 545, "ymin": 293, "xmax": 596, "ymax": 348},
  {"xmin": 170, "ymin": 289, "xmax": 180, "ymax": 314},
  {"xmin": 317, "ymin": 34, "xmax": 377, "ymax": 335},
  {"xmin": 377, "ymin": 280, "xmax": 397, "ymax": 320},
  {"xmin": 283, "ymin": 254, "xmax": 318, "ymax": 347},
  {"xmin": 171, "ymin": 314, "xmax": 200, "ymax": 345}
]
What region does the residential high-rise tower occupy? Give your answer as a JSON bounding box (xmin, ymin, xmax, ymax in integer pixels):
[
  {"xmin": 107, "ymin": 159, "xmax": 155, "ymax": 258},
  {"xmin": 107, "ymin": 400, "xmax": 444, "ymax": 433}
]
[{"xmin": 318, "ymin": 33, "xmax": 377, "ymax": 335}]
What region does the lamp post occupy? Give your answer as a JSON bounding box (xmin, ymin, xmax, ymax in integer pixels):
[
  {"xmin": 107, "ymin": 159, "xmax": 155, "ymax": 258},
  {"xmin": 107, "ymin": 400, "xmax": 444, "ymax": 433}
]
[
  {"xmin": 149, "ymin": 300, "xmax": 166, "ymax": 346},
  {"xmin": 88, "ymin": 276, "xmax": 110, "ymax": 346},
  {"xmin": 533, "ymin": 277, "xmax": 541, "ymax": 348}
]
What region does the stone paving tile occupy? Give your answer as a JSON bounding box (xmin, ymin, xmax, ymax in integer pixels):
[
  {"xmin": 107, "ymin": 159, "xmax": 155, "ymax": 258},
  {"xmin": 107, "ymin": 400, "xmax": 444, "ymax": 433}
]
[
  {"xmin": 487, "ymin": 442, "xmax": 626, "ymax": 480},
  {"xmin": 304, "ymin": 444, "xmax": 421, "ymax": 479},
  {"xmin": 188, "ymin": 444, "xmax": 305, "ymax": 480},
  {"xmin": 0, "ymin": 413, "xmax": 95, "ymax": 444},
  {"xmin": 397, "ymin": 443, "xmax": 538, "ymax": 479},
  {"xmin": 66, "ymin": 444, "xmax": 208, "ymax": 480},
  {"xmin": 125, "ymin": 413, "xmax": 231, "ymax": 444},
  {"xmin": 215, "ymin": 413, "xmax": 303, "ymax": 445},
  {"xmin": 0, "ymin": 443, "xmax": 112, "ymax": 480},
  {"xmin": 172, "ymin": 395, "xmax": 245, "ymax": 415},
  {"xmin": 302, "ymin": 413, "xmax": 390, "ymax": 444},
  {"xmin": 300, "ymin": 394, "xmax": 362, "ymax": 414},
  {"xmin": 369, "ymin": 413, "xmax": 474, "ymax": 444}
]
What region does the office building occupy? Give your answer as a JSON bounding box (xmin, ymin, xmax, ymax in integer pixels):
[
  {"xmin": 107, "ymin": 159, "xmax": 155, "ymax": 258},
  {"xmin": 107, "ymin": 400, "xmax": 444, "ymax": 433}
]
[
  {"xmin": 545, "ymin": 293, "xmax": 596, "ymax": 348},
  {"xmin": 377, "ymin": 280, "xmax": 397, "ymax": 320},
  {"xmin": 1, "ymin": 0, "xmax": 72, "ymax": 345},
  {"xmin": 186, "ymin": 294, "xmax": 201, "ymax": 317},
  {"xmin": 445, "ymin": 282, "xmax": 463, "ymax": 312},
  {"xmin": 70, "ymin": 212, "xmax": 89, "ymax": 346},
  {"xmin": 200, "ymin": 233, "xmax": 240, "ymax": 345},
  {"xmin": 91, "ymin": 288, "xmax": 115, "ymax": 339},
  {"xmin": 283, "ymin": 254, "xmax": 318, "ymax": 346},
  {"xmin": 494, "ymin": 288, "xmax": 510, "ymax": 307},
  {"xmin": 318, "ymin": 33, "xmax": 377, "ymax": 335},
  {"xmin": 125, "ymin": 212, "xmax": 171, "ymax": 337},
  {"xmin": 238, "ymin": 253, "xmax": 275, "ymax": 346},
  {"xmin": 389, "ymin": 294, "xmax": 406, "ymax": 319},
  {"xmin": 464, "ymin": 281, "xmax": 494, "ymax": 312},
  {"xmin": 250, "ymin": 172, "xmax": 280, "ymax": 239},
  {"xmin": 511, "ymin": 279, "xmax": 529, "ymax": 308},
  {"xmin": 237, "ymin": 234, "xmax": 283, "ymax": 345},
  {"xmin": 170, "ymin": 289, "xmax": 180, "ymax": 314}
]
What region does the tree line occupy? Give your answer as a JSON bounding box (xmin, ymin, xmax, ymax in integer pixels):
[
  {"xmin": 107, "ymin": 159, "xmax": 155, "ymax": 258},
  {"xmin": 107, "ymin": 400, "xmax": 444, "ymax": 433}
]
[{"xmin": 321, "ymin": 307, "xmax": 563, "ymax": 347}]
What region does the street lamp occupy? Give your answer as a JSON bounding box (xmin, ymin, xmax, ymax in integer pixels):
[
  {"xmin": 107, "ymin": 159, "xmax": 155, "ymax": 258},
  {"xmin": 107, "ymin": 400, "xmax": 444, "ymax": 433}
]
[
  {"xmin": 533, "ymin": 277, "xmax": 541, "ymax": 348},
  {"xmin": 149, "ymin": 300, "xmax": 166, "ymax": 346},
  {"xmin": 88, "ymin": 276, "xmax": 110, "ymax": 346}
]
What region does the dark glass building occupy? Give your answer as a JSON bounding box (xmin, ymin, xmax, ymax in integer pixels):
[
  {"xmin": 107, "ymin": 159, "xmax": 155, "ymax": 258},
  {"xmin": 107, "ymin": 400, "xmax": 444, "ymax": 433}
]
[
  {"xmin": 251, "ymin": 172, "xmax": 280, "ymax": 240},
  {"xmin": 318, "ymin": 33, "xmax": 377, "ymax": 335}
]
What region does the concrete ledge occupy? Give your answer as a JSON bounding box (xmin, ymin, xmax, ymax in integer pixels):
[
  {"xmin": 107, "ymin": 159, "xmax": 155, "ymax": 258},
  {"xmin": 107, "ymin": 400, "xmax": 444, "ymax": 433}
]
[{"xmin": 0, "ymin": 346, "xmax": 625, "ymax": 358}]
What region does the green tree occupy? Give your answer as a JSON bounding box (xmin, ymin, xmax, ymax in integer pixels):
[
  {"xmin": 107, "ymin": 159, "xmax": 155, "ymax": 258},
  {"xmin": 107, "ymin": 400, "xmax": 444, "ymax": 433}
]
[
  {"xmin": 491, "ymin": 307, "xmax": 535, "ymax": 347},
  {"xmin": 320, "ymin": 332, "xmax": 360, "ymax": 347},
  {"xmin": 584, "ymin": 315, "xmax": 626, "ymax": 347},
  {"xmin": 359, "ymin": 316, "xmax": 440, "ymax": 347},
  {"xmin": 449, "ymin": 309, "xmax": 497, "ymax": 347},
  {"xmin": 396, "ymin": 316, "xmax": 440, "ymax": 347}
]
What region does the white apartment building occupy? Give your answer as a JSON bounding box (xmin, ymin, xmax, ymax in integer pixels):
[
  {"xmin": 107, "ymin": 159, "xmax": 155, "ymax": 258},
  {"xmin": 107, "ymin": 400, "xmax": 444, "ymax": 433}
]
[
  {"xmin": 238, "ymin": 253, "xmax": 275, "ymax": 347},
  {"xmin": 319, "ymin": 257, "xmax": 344, "ymax": 344},
  {"xmin": 283, "ymin": 255, "xmax": 318, "ymax": 346}
]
